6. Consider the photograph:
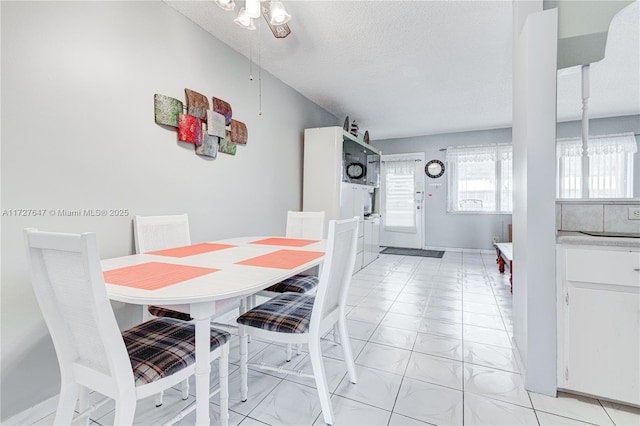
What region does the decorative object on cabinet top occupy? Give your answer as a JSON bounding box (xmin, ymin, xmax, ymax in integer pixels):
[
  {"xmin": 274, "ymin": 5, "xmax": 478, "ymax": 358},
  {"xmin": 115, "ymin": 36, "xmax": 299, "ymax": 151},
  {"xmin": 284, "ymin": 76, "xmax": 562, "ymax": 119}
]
[
  {"xmin": 349, "ymin": 120, "xmax": 359, "ymax": 137},
  {"xmin": 363, "ymin": 130, "xmax": 370, "ymax": 144},
  {"xmin": 343, "ymin": 116, "xmax": 349, "ymax": 132},
  {"xmin": 154, "ymin": 89, "xmax": 249, "ymax": 159}
]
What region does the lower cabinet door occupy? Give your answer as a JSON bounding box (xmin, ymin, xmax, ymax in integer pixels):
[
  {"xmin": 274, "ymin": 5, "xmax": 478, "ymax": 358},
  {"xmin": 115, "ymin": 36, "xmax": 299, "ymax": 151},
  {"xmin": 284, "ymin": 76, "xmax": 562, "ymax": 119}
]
[{"xmin": 566, "ymin": 286, "xmax": 640, "ymax": 405}]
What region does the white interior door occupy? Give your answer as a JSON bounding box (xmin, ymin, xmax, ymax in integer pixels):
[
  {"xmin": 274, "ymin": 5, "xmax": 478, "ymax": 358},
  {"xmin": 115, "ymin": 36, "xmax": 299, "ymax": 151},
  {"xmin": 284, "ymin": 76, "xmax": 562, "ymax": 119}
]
[{"xmin": 380, "ymin": 153, "xmax": 425, "ymax": 249}]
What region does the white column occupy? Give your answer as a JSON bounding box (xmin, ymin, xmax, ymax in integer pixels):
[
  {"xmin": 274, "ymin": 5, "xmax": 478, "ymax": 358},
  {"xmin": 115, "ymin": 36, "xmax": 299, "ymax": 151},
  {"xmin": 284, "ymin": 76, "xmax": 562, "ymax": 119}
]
[
  {"xmin": 512, "ymin": 2, "xmax": 558, "ymax": 396},
  {"xmin": 581, "ymin": 64, "xmax": 590, "ymax": 199}
]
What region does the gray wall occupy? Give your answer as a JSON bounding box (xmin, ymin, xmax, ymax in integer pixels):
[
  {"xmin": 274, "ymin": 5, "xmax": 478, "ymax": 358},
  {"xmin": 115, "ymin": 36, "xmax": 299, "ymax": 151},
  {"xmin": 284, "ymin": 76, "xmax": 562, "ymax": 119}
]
[
  {"xmin": 0, "ymin": 1, "xmax": 336, "ymax": 420},
  {"xmin": 372, "ymin": 128, "xmax": 513, "ymax": 251},
  {"xmin": 372, "ymin": 114, "xmax": 639, "ymax": 251}
]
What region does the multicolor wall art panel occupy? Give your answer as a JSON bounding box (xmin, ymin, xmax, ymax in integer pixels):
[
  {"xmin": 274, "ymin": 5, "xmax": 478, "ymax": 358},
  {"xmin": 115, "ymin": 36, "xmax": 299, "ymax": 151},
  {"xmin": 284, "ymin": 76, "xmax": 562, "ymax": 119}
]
[
  {"xmin": 185, "ymin": 89, "xmax": 209, "ymax": 121},
  {"xmin": 154, "ymin": 95, "xmax": 183, "ymax": 127},
  {"xmin": 218, "ymin": 132, "xmax": 237, "ymax": 156},
  {"xmin": 212, "ymin": 97, "xmax": 233, "ymax": 126},
  {"xmin": 230, "ymin": 119, "xmax": 248, "ymax": 145},
  {"xmin": 207, "ymin": 110, "xmax": 226, "ymax": 138},
  {"xmin": 178, "ymin": 114, "xmax": 203, "ymax": 145},
  {"xmin": 154, "ymin": 89, "xmax": 248, "ymax": 158},
  {"xmin": 196, "ymin": 135, "xmax": 219, "ymax": 158}
]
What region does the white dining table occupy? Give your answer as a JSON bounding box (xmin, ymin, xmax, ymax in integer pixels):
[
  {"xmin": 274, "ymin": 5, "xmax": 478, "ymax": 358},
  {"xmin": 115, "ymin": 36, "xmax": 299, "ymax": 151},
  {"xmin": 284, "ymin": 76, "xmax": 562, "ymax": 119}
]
[{"xmin": 101, "ymin": 236, "xmax": 326, "ymax": 425}]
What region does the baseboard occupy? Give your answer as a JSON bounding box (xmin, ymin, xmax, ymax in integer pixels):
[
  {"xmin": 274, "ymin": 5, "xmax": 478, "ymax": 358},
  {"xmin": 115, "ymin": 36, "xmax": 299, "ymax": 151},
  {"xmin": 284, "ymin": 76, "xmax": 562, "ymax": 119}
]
[
  {"xmin": 3, "ymin": 394, "xmax": 57, "ymax": 425},
  {"xmin": 424, "ymin": 246, "xmax": 495, "ymax": 255}
]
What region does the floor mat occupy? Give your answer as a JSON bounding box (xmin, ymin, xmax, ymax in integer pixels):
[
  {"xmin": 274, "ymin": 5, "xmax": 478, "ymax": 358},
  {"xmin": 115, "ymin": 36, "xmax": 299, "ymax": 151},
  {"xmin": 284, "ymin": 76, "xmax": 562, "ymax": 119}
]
[{"xmin": 380, "ymin": 247, "xmax": 445, "ymax": 258}]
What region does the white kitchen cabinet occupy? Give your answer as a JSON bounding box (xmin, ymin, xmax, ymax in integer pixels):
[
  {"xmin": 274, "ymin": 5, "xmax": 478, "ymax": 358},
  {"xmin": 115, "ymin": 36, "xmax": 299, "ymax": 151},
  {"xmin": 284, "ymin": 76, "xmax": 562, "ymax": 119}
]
[
  {"xmin": 340, "ymin": 183, "xmax": 371, "ymax": 221},
  {"xmin": 556, "ymin": 244, "xmax": 640, "ymax": 405},
  {"xmin": 363, "ymin": 218, "xmax": 380, "ymax": 266},
  {"xmin": 303, "ymin": 126, "xmax": 381, "ymax": 272}
]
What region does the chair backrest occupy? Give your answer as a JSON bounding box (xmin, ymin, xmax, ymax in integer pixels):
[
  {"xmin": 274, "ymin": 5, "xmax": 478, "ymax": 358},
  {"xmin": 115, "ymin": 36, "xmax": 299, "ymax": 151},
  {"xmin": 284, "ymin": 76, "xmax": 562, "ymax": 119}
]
[
  {"xmin": 285, "ymin": 211, "xmax": 325, "ymax": 239},
  {"xmin": 134, "ymin": 214, "xmax": 191, "ymax": 253},
  {"xmin": 24, "ymin": 229, "xmax": 134, "ymax": 392},
  {"xmin": 309, "ymin": 217, "xmax": 359, "ymax": 335}
]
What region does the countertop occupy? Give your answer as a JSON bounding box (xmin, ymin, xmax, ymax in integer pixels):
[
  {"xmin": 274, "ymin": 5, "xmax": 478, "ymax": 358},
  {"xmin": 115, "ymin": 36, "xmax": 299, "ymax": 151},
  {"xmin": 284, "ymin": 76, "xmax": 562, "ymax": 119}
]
[{"xmin": 557, "ymin": 231, "xmax": 640, "ymax": 248}]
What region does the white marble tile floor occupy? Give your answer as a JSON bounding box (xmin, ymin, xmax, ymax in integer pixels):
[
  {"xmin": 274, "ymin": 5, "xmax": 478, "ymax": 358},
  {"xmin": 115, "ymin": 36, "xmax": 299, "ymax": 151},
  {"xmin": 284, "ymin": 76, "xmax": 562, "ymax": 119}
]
[{"xmin": 27, "ymin": 251, "xmax": 640, "ymax": 426}]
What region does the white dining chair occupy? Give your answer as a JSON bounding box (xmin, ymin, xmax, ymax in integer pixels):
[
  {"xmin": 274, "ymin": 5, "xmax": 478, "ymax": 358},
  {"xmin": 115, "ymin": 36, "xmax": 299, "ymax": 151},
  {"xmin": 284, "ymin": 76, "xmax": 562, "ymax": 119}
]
[
  {"xmin": 134, "ymin": 214, "xmax": 193, "ymax": 322},
  {"xmin": 133, "ymin": 213, "xmax": 192, "ymax": 255},
  {"xmin": 24, "ymin": 228, "xmax": 231, "ymax": 426},
  {"xmin": 253, "ymin": 211, "xmax": 325, "ymax": 361},
  {"xmin": 134, "ymin": 213, "xmax": 247, "ymax": 406},
  {"xmin": 134, "ymin": 213, "xmax": 246, "ymax": 322},
  {"xmin": 236, "ymin": 217, "xmax": 359, "ymax": 426}
]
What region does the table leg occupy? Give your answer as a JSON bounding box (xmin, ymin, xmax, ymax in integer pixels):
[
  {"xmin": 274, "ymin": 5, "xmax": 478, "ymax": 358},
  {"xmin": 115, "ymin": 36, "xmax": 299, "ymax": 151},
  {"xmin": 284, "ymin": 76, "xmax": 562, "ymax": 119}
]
[
  {"xmin": 497, "ymin": 255, "xmax": 506, "ymax": 273},
  {"xmin": 193, "ymin": 310, "xmax": 212, "ymax": 425},
  {"xmin": 509, "ymin": 260, "xmax": 513, "ymax": 293}
]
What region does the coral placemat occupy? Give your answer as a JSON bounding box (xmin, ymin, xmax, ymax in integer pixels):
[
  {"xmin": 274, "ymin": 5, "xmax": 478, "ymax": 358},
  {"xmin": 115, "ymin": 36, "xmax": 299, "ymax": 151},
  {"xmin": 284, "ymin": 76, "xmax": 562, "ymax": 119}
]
[
  {"xmin": 103, "ymin": 262, "xmax": 219, "ymax": 290},
  {"xmin": 236, "ymin": 249, "xmax": 324, "ymax": 269},
  {"xmin": 148, "ymin": 243, "xmax": 235, "ymax": 258},
  {"xmin": 250, "ymin": 238, "xmax": 319, "ymax": 247}
]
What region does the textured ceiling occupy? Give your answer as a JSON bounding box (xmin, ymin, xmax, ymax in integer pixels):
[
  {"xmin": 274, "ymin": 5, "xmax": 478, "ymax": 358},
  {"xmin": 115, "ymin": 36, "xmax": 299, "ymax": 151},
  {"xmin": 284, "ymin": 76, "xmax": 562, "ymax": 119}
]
[{"xmin": 165, "ymin": 0, "xmax": 639, "ymax": 141}]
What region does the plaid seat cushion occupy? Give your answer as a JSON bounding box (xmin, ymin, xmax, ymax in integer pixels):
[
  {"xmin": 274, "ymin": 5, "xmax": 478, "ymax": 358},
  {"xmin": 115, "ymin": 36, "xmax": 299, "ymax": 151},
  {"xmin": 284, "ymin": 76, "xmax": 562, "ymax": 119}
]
[
  {"xmin": 122, "ymin": 318, "xmax": 230, "ymax": 386},
  {"xmin": 148, "ymin": 305, "xmax": 192, "ymax": 322},
  {"xmin": 237, "ymin": 292, "xmax": 315, "ymax": 334},
  {"xmin": 263, "ymin": 274, "xmax": 319, "ymax": 294}
]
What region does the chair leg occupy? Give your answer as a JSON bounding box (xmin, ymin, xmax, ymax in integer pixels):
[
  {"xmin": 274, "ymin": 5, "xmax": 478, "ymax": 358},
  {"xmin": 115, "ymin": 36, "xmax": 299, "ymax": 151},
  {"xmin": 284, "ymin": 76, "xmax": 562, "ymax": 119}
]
[
  {"xmin": 78, "ymin": 386, "xmax": 90, "ymax": 426},
  {"xmin": 219, "ymin": 344, "xmax": 230, "ymax": 426},
  {"xmin": 155, "ymin": 390, "xmax": 164, "ymax": 407},
  {"xmin": 296, "ymin": 343, "xmax": 303, "ymax": 355},
  {"xmin": 53, "ymin": 382, "xmax": 78, "ymax": 426},
  {"xmin": 333, "ymin": 324, "xmax": 340, "ymax": 344},
  {"xmin": 286, "ymin": 344, "xmax": 293, "ymax": 362},
  {"xmin": 239, "ymin": 326, "xmax": 249, "ymax": 402},
  {"xmin": 113, "ymin": 395, "xmax": 136, "ymax": 425},
  {"xmin": 308, "ymin": 339, "xmax": 334, "ymax": 426},
  {"xmin": 239, "ymin": 297, "xmax": 247, "ymax": 316},
  {"xmin": 338, "ymin": 317, "xmax": 357, "ymax": 384},
  {"xmin": 240, "ymin": 297, "xmax": 252, "ymax": 344},
  {"xmin": 180, "ymin": 378, "xmax": 189, "ymax": 400},
  {"xmin": 142, "ymin": 304, "xmax": 153, "ymax": 322}
]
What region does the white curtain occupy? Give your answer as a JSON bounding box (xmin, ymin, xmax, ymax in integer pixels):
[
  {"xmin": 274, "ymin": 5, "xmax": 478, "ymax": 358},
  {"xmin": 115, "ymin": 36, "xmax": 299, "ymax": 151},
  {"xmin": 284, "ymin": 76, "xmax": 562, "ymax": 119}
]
[
  {"xmin": 446, "ymin": 144, "xmax": 512, "ymax": 213},
  {"xmin": 383, "ymin": 159, "xmax": 416, "ymax": 232},
  {"xmin": 556, "ymin": 133, "xmax": 637, "ymax": 198}
]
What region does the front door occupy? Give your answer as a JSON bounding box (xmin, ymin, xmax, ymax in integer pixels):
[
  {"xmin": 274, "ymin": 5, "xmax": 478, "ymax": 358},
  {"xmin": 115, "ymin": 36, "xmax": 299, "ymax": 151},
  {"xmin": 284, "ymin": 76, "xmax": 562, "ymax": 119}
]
[{"xmin": 380, "ymin": 153, "xmax": 425, "ymax": 249}]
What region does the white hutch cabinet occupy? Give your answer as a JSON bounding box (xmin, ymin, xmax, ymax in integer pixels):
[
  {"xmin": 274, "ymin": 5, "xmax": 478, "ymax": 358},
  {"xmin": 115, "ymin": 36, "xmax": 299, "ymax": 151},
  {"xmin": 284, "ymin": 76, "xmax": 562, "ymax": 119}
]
[{"xmin": 303, "ymin": 126, "xmax": 381, "ymax": 272}]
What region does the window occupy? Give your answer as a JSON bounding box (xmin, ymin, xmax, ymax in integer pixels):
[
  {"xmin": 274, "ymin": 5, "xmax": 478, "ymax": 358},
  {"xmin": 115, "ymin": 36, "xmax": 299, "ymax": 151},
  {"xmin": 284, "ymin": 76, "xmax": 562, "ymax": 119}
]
[
  {"xmin": 446, "ymin": 144, "xmax": 512, "ymax": 213},
  {"xmin": 557, "ymin": 133, "xmax": 637, "ymax": 199}
]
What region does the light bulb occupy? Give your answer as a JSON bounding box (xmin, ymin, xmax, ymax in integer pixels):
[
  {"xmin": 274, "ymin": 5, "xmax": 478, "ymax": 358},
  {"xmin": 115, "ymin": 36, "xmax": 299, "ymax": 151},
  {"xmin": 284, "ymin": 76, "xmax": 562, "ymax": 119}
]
[
  {"xmin": 269, "ymin": 1, "xmax": 291, "ymax": 25},
  {"xmin": 234, "ymin": 8, "xmax": 256, "ymax": 30},
  {"xmin": 214, "ymin": 0, "xmax": 235, "ymax": 11},
  {"xmin": 246, "ymin": 0, "xmax": 261, "ymax": 18}
]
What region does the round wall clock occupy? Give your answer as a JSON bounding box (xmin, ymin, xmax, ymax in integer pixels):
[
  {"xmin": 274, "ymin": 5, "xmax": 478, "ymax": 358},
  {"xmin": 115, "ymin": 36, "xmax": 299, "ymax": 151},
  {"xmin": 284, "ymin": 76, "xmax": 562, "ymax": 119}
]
[
  {"xmin": 346, "ymin": 162, "xmax": 366, "ymax": 180},
  {"xmin": 425, "ymin": 159, "xmax": 445, "ymax": 178}
]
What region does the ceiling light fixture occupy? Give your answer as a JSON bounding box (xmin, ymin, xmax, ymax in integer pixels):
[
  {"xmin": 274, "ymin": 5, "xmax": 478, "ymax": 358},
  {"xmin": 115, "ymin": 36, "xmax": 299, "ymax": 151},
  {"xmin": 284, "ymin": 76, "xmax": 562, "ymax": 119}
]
[
  {"xmin": 213, "ymin": 0, "xmax": 236, "ymax": 12},
  {"xmin": 222, "ymin": 0, "xmax": 291, "ymax": 38},
  {"xmin": 269, "ymin": 1, "xmax": 291, "ymax": 25},
  {"xmin": 234, "ymin": 7, "xmax": 256, "ymax": 30}
]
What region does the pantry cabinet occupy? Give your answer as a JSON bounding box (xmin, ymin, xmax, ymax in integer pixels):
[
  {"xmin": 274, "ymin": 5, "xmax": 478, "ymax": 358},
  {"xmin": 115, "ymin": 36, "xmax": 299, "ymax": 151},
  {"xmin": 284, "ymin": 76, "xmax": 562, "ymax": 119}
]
[{"xmin": 303, "ymin": 126, "xmax": 381, "ymax": 271}]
